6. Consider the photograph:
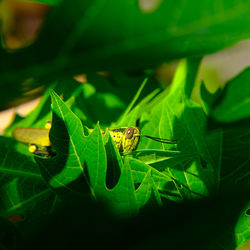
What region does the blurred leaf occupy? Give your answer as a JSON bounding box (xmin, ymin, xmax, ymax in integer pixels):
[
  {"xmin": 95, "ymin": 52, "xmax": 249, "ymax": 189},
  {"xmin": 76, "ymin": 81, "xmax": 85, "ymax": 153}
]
[
  {"xmin": 0, "ymin": 136, "xmax": 56, "ymax": 241},
  {"xmin": 73, "ymin": 73, "xmax": 157, "ymax": 128},
  {"xmin": 211, "ymin": 67, "xmax": 250, "ymax": 123},
  {"xmin": 116, "ymin": 77, "xmax": 148, "ymax": 126},
  {"xmin": 0, "ymin": 215, "xmax": 22, "ymax": 250},
  {"xmin": 220, "ymin": 125, "xmax": 250, "ymax": 192},
  {"xmin": 4, "ymin": 78, "xmax": 81, "ymax": 137},
  {"xmin": 4, "ymin": 85, "xmax": 53, "ymax": 137},
  {"xmin": 28, "ymin": 0, "xmax": 62, "ymax": 5},
  {"xmin": 0, "ymin": 137, "xmax": 39, "ymax": 185},
  {"xmin": 206, "ymin": 68, "xmax": 250, "ymax": 207},
  {"xmin": 113, "ymin": 85, "xmax": 161, "ymax": 128},
  {"xmin": 73, "ymin": 82, "xmax": 126, "ymax": 128},
  {"xmin": 2, "ymin": 0, "xmax": 250, "ymax": 108},
  {"xmin": 235, "ymin": 202, "xmax": 250, "ymax": 248},
  {"xmin": 201, "ymin": 68, "xmax": 250, "ymax": 247},
  {"xmin": 86, "ymin": 72, "xmax": 158, "ymax": 108},
  {"xmin": 200, "ymin": 81, "xmax": 222, "ymax": 114}
]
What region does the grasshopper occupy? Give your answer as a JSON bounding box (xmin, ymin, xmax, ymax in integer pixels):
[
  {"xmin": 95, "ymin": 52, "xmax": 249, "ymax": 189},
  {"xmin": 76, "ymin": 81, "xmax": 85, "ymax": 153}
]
[{"xmin": 12, "ymin": 123, "xmax": 176, "ymax": 156}]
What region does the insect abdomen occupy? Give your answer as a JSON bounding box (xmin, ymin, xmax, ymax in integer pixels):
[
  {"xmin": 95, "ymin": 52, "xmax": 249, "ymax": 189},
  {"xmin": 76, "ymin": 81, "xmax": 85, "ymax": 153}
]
[{"xmin": 12, "ymin": 127, "xmax": 51, "ymax": 147}]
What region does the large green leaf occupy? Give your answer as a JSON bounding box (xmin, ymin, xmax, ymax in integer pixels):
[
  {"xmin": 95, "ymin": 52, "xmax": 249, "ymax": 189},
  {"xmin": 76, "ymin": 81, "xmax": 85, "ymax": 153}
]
[
  {"xmin": 36, "ymin": 90, "xmax": 165, "ymax": 215},
  {"xmin": 1, "ymin": 0, "xmax": 250, "ymax": 108},
  {"xmin": 36, "ymin": 90, "xmax": 89, "ymax": 197}
]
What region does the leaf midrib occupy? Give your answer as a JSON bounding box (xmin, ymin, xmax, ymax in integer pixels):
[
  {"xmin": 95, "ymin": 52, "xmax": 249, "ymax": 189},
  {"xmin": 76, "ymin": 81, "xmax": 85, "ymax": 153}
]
[{"xmin": 0, "ymin": 167, "xmax": 41, "ymax": 179}]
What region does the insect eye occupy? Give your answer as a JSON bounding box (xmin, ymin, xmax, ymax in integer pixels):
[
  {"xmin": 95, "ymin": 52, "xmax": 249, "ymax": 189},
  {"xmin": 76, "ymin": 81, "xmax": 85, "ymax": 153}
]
[{"xmin": 125, "ymin": 127, "xmax": 135, "ymax": 139}]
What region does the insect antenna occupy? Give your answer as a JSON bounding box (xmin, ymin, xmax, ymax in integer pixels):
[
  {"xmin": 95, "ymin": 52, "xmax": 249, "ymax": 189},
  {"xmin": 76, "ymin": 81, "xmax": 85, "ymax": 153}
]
[{"xmin": 139, "ymin": 134, "xmax": 177, "ymax": 144}]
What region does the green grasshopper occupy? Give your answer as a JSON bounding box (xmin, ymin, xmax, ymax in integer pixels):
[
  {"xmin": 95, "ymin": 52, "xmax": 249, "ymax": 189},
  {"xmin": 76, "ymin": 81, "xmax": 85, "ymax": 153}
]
[{"xmin": 12, "ymin": 123, "xmax": 176, "ymax": 156}]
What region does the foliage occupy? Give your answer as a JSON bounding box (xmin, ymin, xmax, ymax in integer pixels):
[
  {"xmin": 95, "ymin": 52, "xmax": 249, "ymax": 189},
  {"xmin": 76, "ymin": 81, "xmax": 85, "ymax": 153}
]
[
  {"xmin": 2, "ymin": 0, "xmax": 250, "ymax": 109},
  {"xmin": 0, "ymin": 0, "xmax": 249, "ymax": 249}
]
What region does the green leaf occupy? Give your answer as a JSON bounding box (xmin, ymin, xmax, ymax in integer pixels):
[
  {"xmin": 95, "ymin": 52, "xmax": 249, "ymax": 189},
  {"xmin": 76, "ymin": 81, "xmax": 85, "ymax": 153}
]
[
  {"xmin": 137, "ymin": 58, "xmax": 201, "ymax": 150},
  {"xmin": 103, "ymin": 129, "xmax": 123, "ymax": 189},
  {"xmin": 73, "ymin": 82, "xmax": 126, "ymax": 128},
  {"xmin": 235, "ymin": 202, "xmax": 250, "ymax": 248},
  {"xmin": 128, "ymin": 158, "xmax": 163, "ymax": 208},
  {"xmin": 0, "ymin": 137, "xmax": 41, "ymax": 186},
  {"xmin": 128, "ymin": 157, "xmax": 180, "ymax": 202},
  {"xmin": 134, "ymin": 59, "xmax": 222, "ymax": 199},
  {"xmin": 83, "ymin": 126, "xmax": 138, "ymax": 215},
  {"xmin": 168, "ymin": 60, "xmax": 222, "ymax": 197},
  {"xmin": 36, "ymin": 91, "xmax": 161, "ymax": 215},
  {"xmin": 70, "ymin": 73, "xmax": 159, "ymax": 128},
  {"xmin": 123, "ymin": 149, "xmax": 188, "ymax": 170},
  {"xmin": 83, "ymin": 125, "xmax": 163, "ymax": 215},
  {"xmin": 211, "ymin": 67, "xmax": 250, "ymax": 123},
  {"xmin": 87, "ymin": 72, "xmax": 156, "ymax": 108},
  {"xmin": 220, "ymin": 125, "xmax": 250, "ymax": 192},
  {"xmin": 116, "ymin": 77, "xmax": 148, "ymax": 126},
  {"xmin": 113, "ymin": 86, "xmax": 161, "ymax": 128},
  {"xmin": 36, "ymin": 90, "xmax": 89, "ymax": 197}
]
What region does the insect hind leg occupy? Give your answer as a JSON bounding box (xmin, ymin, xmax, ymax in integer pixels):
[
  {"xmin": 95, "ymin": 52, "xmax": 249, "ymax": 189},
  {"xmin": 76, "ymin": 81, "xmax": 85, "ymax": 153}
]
[{"xmin": 29, "ymin": 144, "xmax": 55, "ymax": 157}]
